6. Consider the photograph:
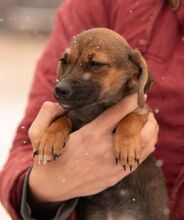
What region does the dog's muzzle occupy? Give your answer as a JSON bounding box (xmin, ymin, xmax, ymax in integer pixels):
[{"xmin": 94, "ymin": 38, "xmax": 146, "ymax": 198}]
[
  {"xmin": 55, "ymin": 81, "xmax": 73, "ymax": 99},
  {"xmin": 54, "ymin": 80, "xmax": 100, "ymax": 109}
]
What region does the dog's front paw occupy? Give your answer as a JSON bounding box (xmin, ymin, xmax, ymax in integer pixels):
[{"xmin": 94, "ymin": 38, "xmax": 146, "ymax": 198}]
[
  {"xmin": 33, "ymin": 129, "xmax": 67, "ymax": 164},
  {"xmin": 114, "ymin": 134, "xmax": 140, "ymax": 171}
]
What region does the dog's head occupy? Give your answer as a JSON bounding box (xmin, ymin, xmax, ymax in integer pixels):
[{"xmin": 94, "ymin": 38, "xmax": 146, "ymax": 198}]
[{"xmin": 55, "ymin": 28, "xmax": 152, "ymax": 110}]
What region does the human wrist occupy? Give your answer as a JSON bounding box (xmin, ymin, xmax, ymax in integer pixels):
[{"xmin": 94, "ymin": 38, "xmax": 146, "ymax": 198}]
[
  {"xmin": 28, "ymin": 166, "xmax": 54, "ymax": 203},
  {"xmin": 28, "ymin": 161, "xmax": 77, "ymax": 203}
]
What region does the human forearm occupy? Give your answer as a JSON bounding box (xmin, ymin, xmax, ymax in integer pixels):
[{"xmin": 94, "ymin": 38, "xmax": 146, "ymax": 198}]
[{"xmin": 28, "ymin": 159, "xmax": 79, "ymax": 203}]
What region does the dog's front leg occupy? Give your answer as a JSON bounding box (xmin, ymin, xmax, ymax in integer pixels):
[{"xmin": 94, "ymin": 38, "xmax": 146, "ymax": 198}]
[
  {"xmin": 33, "ymin": 115, "xmax": 72, "ymax": 164},
  {"xmin": 114, "ymin": 107, "xmax": 149, "ymax": 170}
]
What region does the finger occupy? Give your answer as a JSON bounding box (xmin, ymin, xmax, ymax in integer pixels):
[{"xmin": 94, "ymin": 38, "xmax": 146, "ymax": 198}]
[
  {"xmin": 140, "ymin": 112, "xmax": 159, "ymax": 147},
  {"xmin": 89, "ymin": 93, "xmax": 141, "ymax": 133},
  {"xmin": 140, "ymin": 134, "xmax": 157, "ymax": 162},
  {"xmin": 28, "ymin": 101, "xmax": 65, "ymax": 140}
]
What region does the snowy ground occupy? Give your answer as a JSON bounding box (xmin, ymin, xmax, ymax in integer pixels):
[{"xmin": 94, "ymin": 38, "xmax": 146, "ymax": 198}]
[{"xmin": 0, "ymin": 31, "xmax": 47, "ymax": 219}]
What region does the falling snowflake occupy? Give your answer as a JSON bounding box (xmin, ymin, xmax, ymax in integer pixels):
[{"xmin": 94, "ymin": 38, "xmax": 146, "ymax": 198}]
[
  {"xmin": 82, "ymin": 72, "xmax": 92, "ymax": 81},
  {"xmin": 177, "ymin": 161, "xmax": 182, "ymax": 165},
  {"xmin": 154, "ymin": 108, "xmax": 160, "ymax": 114},
  {"xmin": 139, "ymin": 39, "xmax": 147, "ymax": 46},
  {"xmin": 155, "ymin": 159, "xmax": 164, "ymax": 167},
  {"xmin": 65, "ymin": 48, "xmax": 71, "ymax": 54},
  {"xmin": 62, "ymin": 178, "xmax": 66, "ymax": 182},
  {"xmin": 163, "ymin": 207, "xmax": 170, "ymax": 215},
  {"xmin": 119, "ymin": 190, "xmax": 128, "ymax": 196}
]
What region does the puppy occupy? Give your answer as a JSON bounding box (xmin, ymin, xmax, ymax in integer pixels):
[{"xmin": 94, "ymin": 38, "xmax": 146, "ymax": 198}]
[{"xmin": 34, "ymin": 28, "xmax": 169, "ymax": 220}]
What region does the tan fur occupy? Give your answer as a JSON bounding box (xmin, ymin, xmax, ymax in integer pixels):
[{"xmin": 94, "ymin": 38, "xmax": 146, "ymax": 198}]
[
  {"xmin": 114, "ymin": 109, "xmax": 149, "ymax": 167},
  {"xmin": 34, "ymin": 116, "xmax": 72, "ymax": 162}
]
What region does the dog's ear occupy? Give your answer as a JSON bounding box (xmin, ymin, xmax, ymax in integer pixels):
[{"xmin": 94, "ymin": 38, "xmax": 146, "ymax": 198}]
[{"xmin": 128, "ymin": 50, "xmax": 152, "ymax": 108}]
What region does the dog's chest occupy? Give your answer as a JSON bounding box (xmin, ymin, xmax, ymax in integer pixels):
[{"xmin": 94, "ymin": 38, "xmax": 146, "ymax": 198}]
[{"xmin": 66, "ymin": 103, "xmax": 107, "ymax": 130}]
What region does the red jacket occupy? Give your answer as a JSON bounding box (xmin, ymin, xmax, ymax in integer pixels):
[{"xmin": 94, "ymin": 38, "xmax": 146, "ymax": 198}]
[{"xmin": 0, "ymin": 0, "xmax": 184, "ymax": 219}]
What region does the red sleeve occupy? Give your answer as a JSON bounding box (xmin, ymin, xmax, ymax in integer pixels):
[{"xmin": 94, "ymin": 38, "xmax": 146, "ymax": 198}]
[
  {"xmin": 0, "ymin": 0, "xmax": 109, "ymax": 219},
  {"xmin": 165, "ymin": 3, "xmax": 184, "ymax": 220}
]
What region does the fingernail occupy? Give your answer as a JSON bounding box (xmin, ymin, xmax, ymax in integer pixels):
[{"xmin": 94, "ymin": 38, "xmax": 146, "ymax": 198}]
[{"xmin": 33, "ymin": 149, "xmax": 38, "ymax": 157}]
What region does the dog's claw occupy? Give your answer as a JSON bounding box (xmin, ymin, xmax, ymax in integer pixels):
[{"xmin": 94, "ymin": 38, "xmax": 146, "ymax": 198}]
[
  {"xmin": 37, "ymin": 154, "xmax": 43, "ymax": 164},
  {"xmin": 33, "ymin": 149, "xmax": 38, "ymax": 157},
  {"xmin": 115, "ymin": 157, "xmax": 119, "ymax": 165},
  {"xmin": 115, "ymin": 153, "xmax": 120, "ymax": 165},
  {"xmin": 53, "ymin": 153, "xmax": 62, "ymax": 161},
  {"xmin": 53, "ymin": 154, "xmax": 57, "ymax": 161},
  {"xmin": 136, "ymin": 158, "xmax": 140, "ymax": 166}
]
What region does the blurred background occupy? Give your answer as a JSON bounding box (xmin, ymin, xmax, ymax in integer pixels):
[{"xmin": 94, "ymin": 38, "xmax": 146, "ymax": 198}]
[{"xmin": 0, "ymin": 0, "xmax": 63, "ymax": 218}]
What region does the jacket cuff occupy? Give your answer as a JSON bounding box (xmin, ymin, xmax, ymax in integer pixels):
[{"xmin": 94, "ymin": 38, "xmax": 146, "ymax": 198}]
[{"xmin": 20, "ymin": 167, "xmax": 78, "ymax": 220}]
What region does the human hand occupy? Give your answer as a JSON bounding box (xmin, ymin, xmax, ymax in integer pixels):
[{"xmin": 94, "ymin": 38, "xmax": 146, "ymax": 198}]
[{"xmin": 28, "ymin": 94, "xmax": 158, "ymax": 202}]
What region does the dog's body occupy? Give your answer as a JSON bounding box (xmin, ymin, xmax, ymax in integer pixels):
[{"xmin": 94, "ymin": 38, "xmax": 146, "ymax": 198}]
[
  {"xmin": 77, "ymin": 157, "xmax": 168, "ymax": 220},
  {"xmin": 34, "ymin": 28, "xmax": 169, "ymax": 220}
]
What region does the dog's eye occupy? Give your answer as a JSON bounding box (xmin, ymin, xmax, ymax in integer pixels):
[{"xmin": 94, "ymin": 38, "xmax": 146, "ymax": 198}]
[
  {"xmin": 59, "ymin": 58, "xmax": 67, "ymax": 65},
  {"xmin": 88, "ymin": 60, "xmax": 103, "ymax": 69}
]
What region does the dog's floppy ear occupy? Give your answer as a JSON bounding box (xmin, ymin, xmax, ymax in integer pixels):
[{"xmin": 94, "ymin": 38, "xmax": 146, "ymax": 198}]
[{"xmin": 128, "ymin": 50, "xmax": 152, "ymax": 108}]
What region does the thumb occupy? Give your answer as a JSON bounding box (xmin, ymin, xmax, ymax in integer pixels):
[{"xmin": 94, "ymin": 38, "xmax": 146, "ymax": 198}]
[
  {"xmin": 89, "ymin": 93, "xmax": 139, "ymax": 133},
  {"xmin": 28, "ymin": 101, "xmax": 65, "ymax": 140}
]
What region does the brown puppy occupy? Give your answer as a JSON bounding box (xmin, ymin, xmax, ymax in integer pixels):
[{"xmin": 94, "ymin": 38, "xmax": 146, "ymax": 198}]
[{"xmin": 34, "ymin": 28, "xmax": 169, "ymax": 220}]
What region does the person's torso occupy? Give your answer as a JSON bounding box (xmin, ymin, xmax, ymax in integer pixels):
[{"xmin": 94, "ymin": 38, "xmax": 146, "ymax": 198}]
[{"xmin": 109, "ymin": 0, "xmax": 184, "ymax": 204}]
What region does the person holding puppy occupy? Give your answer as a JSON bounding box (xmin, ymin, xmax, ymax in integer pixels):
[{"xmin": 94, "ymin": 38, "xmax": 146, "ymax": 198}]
[{"xmin": 0, "ymin": 0, "xmax": 183, "ymax": 220}]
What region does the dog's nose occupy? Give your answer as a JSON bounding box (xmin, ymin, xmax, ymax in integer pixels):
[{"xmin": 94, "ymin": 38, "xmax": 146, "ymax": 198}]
[{"xmin": 55, "ymin": 81, "xmax": 72, "ymax": 98}]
